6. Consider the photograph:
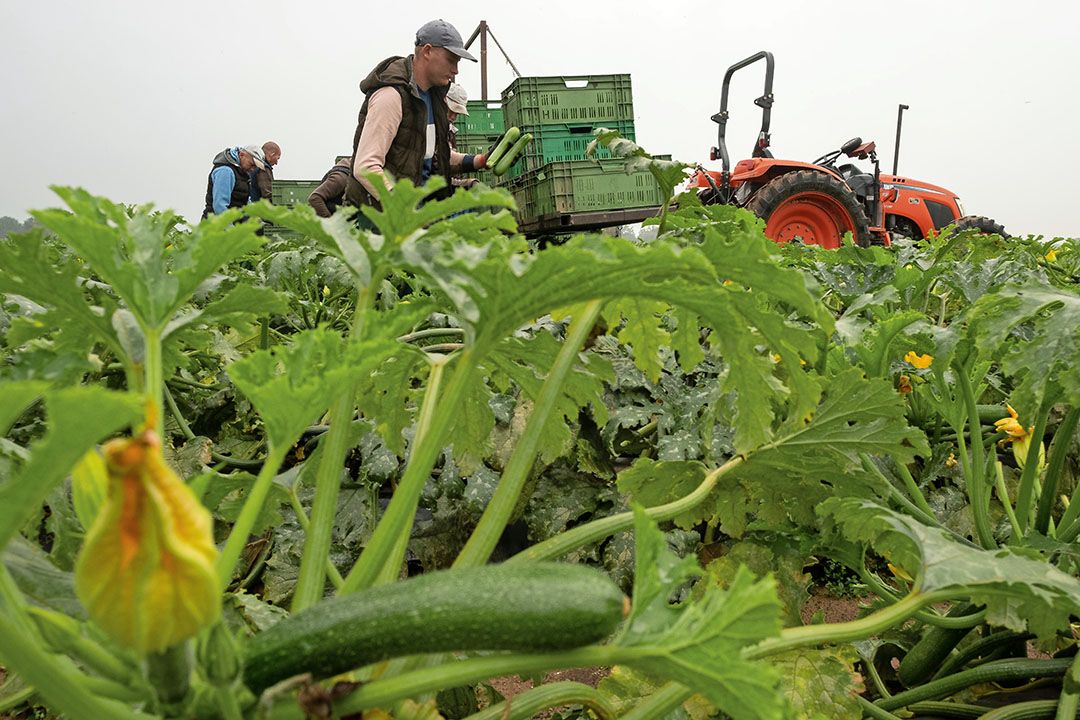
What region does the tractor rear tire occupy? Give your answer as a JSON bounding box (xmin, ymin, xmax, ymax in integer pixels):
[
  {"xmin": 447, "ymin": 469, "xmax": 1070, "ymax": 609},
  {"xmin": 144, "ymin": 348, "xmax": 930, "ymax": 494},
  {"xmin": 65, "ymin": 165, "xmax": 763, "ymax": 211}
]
[
  {"xmin": 746, "ymin": 169, "xmax": 874, "ymax": 248},
  {"xmin": 952, "ymin": 215, "xmax": 1010, "ymax": 239}
]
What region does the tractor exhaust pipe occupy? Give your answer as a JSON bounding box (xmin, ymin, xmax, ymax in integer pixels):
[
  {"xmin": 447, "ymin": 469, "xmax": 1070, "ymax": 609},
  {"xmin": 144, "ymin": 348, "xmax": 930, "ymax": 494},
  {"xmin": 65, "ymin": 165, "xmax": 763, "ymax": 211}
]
[{"xmin": 893, "ymin": 103, "xmax": 909, "ymax": 175}]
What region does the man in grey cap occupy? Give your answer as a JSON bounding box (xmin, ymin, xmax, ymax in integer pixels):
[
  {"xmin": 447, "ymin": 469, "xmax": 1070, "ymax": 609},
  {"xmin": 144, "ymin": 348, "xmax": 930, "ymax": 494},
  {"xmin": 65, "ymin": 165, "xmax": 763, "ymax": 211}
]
[
  {"xmin": 345, "ymin": 19, "xmax": 489, "ymax": 213},
  {"xmin": 202, "ymin": 145, "xmax": 267, "ymax": 219}
]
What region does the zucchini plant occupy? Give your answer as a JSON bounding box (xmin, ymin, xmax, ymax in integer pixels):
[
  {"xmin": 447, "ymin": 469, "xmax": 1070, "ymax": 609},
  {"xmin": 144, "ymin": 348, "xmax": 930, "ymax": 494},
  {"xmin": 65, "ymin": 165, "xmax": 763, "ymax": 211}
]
[{"xmin": 0, "ymin": 175, "xmax": 1077, "ymax": 720}]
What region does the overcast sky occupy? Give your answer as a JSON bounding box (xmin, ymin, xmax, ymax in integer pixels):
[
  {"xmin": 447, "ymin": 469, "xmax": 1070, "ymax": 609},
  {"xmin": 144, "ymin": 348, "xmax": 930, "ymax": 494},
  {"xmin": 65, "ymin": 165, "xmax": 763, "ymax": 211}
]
[{"xmin": 2, "ymin": 0, "xmax": 1077, "ymax": 238}]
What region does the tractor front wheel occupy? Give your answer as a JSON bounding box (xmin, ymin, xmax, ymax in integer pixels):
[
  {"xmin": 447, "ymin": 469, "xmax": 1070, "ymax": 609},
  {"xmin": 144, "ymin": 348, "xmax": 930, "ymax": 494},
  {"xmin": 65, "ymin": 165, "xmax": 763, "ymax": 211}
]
[
  {"xmin": 952, "ymin": 215, "xmax": 1010, "ymax": 238},
  {"xmin": 746, "ymin": 170, "xmax": 874, "ymax": 248}
]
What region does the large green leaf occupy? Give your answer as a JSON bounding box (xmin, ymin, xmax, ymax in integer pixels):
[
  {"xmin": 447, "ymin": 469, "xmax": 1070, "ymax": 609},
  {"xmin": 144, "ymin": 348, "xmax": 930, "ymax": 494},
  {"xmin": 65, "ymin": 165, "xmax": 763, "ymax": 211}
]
[
  {"xmin": 616, "ymin": 509, "xmax": 786, "ymax": 720},
  {"xmin": 486, "ymin": 330, "xmax": 614, "ymax": 464},
  {"xmin": 2, "ymin": 536, "xmax": 84, "ymax": 619},
  {"xmin": 818, "ymin": 498, "xmax": 1080, "ymax": 640},
  {"xmin": 968, "ymin": 284, "xmax": 1080, "ymax": 411},
  {"xmin": 723, "ymin": 366, "xmax": 930, "ymax": 532},
  {"xmin": 0, "ymin": 230, "xmax": 123, "ymax": 359},
  {"xmin": 228, "ymin": 330, "xmax": 400, "ymax": 452},
  {"xmin": 400, "ymin": 231, "xmax": 826, "ymax": 455},
  {"xmin": 0, "ymin": 386, "xmax": 142, "ymax": 551},
  {"xmin": 0, "ymin": 380, "xmax": 47, "ymax": 436},
  {"xmin": 162, "ymin": 284, "xmax": 288, "ymax": 340},
  {"xmin": 32, "ymin": 187, "xmax": 264, "ymax": 331},
  {"xmin": 772, "ymin": 646, "xmax": 864, "ymax": 720}
]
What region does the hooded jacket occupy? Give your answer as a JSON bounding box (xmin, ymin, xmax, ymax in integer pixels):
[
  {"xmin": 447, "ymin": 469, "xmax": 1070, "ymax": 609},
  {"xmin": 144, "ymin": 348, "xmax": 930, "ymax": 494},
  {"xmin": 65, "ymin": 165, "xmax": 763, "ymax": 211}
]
[
  {"xmin": 202, "ymin": 148, "xmax": 253, "ymax": 219},
  {"xmin": 346, "ymin": 55, "xmax": 452, "ymax": 208}
]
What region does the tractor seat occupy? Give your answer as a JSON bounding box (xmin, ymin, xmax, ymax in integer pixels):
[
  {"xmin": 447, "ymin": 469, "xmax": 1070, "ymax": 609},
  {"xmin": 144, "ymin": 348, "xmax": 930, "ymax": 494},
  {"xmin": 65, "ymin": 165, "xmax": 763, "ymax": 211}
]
[
  {"xmin": 837, "ymin": 163, "xmax": 861, "ymax": 179},
  {"xmin": 845, "ymin": 173, "xmax": 875, "ymax": 199}
]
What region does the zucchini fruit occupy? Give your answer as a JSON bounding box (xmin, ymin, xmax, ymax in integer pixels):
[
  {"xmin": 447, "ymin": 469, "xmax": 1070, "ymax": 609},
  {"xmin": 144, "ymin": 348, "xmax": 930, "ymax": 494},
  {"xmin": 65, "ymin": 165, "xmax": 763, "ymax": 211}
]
[
  {"xmin": 492, "ymin": 132, "xmax": 533, "ymax": 176},
  {"xmin": 897, "ymin": 603, "xmax": 980, "ymax": 687},
  {"xmin": 242, "ymin": 562, "xmax": 628, "ymax": 693},
  {"xmin": 485, "ymin": 126, "xmax": 521, "ymax": 167}
]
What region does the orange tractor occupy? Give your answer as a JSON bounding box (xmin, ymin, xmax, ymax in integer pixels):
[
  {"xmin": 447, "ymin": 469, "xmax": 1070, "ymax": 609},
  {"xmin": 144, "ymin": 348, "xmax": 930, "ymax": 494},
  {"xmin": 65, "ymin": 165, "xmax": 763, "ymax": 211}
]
[{"xmin": 691, "ymin": 51, "xmax": 1007, "ymax": 248}]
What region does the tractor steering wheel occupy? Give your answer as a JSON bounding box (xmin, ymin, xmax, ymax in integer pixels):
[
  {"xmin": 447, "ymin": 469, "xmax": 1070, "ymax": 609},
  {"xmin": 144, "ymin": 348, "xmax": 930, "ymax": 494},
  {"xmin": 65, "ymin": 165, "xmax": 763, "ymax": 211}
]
[{"xmin": 813, "ymin": 149, "xmax": 843, "ymax": 167}]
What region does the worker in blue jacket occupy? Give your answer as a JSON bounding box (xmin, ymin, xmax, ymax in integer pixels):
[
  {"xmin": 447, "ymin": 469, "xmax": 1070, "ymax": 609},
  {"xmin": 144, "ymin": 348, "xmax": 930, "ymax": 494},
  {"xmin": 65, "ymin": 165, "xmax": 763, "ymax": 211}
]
[{"xmin": 202, "ymin": 145, "xmax": 267, "ymax": 218}]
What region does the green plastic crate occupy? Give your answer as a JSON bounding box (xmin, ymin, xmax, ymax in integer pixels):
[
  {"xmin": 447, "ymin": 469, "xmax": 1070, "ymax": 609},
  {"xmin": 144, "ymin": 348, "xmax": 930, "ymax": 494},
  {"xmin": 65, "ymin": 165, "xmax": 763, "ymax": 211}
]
[
  {"xmin": 272, "ymin": 180, "xmax": 321, "ymax": 207},
  {"xmin": 507, "ymin": 158, "xmax": 663, "ymax": 223},
  {"xmin": 460, "ymin": 100, "xmax": 504, "ymax": 135},
  {"xmin": 502, "ymin": 75, "xmax": 634, "ymax": 127}
]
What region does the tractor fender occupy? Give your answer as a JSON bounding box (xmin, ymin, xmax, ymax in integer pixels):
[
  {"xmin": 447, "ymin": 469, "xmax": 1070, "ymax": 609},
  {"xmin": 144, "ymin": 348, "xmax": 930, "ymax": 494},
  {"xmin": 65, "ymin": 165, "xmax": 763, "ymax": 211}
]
[{"xmin": 689, "ymin": 159, "xmax": 844, "ymax": 189}]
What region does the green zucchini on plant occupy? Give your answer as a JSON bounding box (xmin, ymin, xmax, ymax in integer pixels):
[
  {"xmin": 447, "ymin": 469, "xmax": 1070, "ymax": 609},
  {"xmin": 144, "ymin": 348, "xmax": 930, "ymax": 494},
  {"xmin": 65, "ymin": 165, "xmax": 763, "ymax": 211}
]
[
  {"xmin": 485, "ymin": 126, "xmax": 521, "ymax": 167},
  {"xmin": 242, "ymin": 562, "xmax": 628, "ymax": 694}
]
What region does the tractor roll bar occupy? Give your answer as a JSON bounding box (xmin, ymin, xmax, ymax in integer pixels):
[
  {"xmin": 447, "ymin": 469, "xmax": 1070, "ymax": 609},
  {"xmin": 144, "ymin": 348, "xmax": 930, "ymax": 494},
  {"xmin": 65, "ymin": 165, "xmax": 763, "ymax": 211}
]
[{"xmin": 711, "ymin": 51, "xmax": 775, "ymax": 188}]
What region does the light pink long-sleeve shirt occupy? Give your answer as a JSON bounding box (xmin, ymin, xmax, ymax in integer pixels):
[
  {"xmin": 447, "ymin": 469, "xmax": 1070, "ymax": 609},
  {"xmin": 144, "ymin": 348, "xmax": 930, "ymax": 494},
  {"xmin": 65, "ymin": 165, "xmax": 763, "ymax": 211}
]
[{"xmin": 353, "ymin": 86, "xmax": 467, "ymax": 197}]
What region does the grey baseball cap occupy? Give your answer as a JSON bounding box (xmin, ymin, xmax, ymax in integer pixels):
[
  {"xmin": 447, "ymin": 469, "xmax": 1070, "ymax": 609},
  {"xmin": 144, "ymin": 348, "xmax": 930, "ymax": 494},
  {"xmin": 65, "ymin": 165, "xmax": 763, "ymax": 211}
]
[{"xmin": 415, "ymin": 19, "xmax": 477, "ymax": 62}]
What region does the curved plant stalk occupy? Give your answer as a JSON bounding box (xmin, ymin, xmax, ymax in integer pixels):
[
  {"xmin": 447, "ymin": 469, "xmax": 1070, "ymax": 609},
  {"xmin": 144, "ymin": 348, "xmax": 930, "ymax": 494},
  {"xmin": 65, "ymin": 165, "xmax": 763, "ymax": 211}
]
[
  {"xmin": 617, "ymin": 682, "xmax": 694, "ymax": 720},
  {"xmin": 455, "ymin": 301, "xmax": 603, "ymax": 568},
  {"xmin": 462, "ymin": 681, "xmax": 616, "ymax": 720},
  {"xmin": 507, "ymin": 456, "xmax": 744, "ymax": 564},
  {"xmin": 954, "ymin": 365, "xmax": 997, "ymax": 549},
  {"xmin": 216, "ymin": 444, "xmax": 290, "ymax": 591},
  {"xmin": 340, "ymin": 352, "xmax": 466, "ymax": 595},
  {"xmin": 747, "ymin": 589, "xmax": 952, "ymax": 659},
  {"xmin": 1015, "ymin": 401, "xmax": 1052, "ymax": 532},
  {"xmin": 856, "ymin": 564, "xmax": 987, "ymax": 629},
  {"xmin": 264, "ymin": 646, "xmax": 622, "ymax": 720},
  {"xmin": 875, "ymin": 658, "xmax": 1074, "ymax": 711},
  {"xmin": 1035, "ymin": 407, "xmax": 1080, "ymax": 535},
  {"xmin": 858, "ymin": 697, "xmax": 903, "ymax": 720}
]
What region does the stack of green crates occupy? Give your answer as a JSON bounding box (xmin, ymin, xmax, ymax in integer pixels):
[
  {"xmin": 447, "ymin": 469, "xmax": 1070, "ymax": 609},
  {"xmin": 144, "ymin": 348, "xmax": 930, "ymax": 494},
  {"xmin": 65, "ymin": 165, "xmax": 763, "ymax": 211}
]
[
  {"xmin": 496, "ymin": 74, "xmax": 663, "ymax": 226},
  {"xmin": 504, "ymin": 158, "xmax": 667, "ymax": 225},
  {"xmin": 499, "ymin": 74, "xmax": 636, "ymax": 180}
]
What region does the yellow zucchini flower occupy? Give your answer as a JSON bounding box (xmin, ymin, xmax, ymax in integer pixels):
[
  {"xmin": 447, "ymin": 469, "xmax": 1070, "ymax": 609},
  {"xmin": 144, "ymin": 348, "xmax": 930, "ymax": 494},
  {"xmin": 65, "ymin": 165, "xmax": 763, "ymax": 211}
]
[
  {"xmin": 904, "ymin": 351, "xmax": 934, "ymax": 369},
  {"xmin": 994, "ymin": 404, "xmax": 1045, "ymax": 471},
  {"xmin": 75, "ymin": 431, "xmax": 220, "ymax": 654}
]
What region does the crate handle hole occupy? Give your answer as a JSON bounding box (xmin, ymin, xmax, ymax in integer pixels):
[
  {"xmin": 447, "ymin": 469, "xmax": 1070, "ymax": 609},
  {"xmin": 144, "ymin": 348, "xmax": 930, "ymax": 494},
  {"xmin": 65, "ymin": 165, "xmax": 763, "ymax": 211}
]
[{"xmin": 563, "ymin": 80, "xmax": 590, "ymax": 89}]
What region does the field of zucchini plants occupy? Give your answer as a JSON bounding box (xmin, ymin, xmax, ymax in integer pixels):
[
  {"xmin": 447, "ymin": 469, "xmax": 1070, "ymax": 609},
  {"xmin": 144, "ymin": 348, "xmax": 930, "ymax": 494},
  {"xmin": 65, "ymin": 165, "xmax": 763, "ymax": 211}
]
[{"xmin": 1, "ymin": 155, "xmax": 1079, "ymax": 720}]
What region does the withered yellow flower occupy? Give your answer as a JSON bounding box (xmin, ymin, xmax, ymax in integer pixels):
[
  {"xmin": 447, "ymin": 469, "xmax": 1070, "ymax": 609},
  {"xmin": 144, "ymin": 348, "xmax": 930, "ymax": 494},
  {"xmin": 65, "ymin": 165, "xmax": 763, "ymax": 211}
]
[
  {"xmin": 897, "ymin": 375, "xmax": 913, "ymax": 395},
  {"xmin": 904, "ymin": 351, "xmax": 934, "ymax": 369},
  {"xmin": 75, "ymin": 431, "xmax": 219, "ymax": 654},
  {"xmin": 994, "ymin": 404, "xmax": 1045, "ymax": 471}
]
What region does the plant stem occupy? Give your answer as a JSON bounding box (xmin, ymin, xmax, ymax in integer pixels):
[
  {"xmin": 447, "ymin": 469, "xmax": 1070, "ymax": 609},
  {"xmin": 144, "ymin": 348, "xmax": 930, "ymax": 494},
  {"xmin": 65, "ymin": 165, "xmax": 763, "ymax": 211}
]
[
  {"xmin": 1035, "ymin": 407, "xmax": 1079, "ymax": 535},
  {"xmin": 286, "ymin": 487, "xmax": 344, "ymax": 589},
  {"xmin": 455, "ymin": 301, "xmax": 602, "ymax": 568},
  {"xmin": 858, "ymin": 696, "xmax": 903, "ymax": 720},
  {"xmin": 747, "ymin": 590, "xmax": 949, "ymax": 659},
  {"xmin": 398, "ymin": 327, "xmax": 465, "ymax": 343},
  {"xmin": 995, "ymin": 460, "xmax": 1023, "ymax": 541},
  {"xmin": 214, "ymin": 685, "xmax": 246, "ymax": 720},
  {"xmin": 146, "ymin": 643, "xmax": 192, "ymax": 715},
  {"xmin": 328, "ymin": 646, "xmax": 621, "ymax": 717},
  {"xmin": 894, "ymin": 461, "xmax": 934, "ymax": 516},
  {"xmin": 464, "ymin": 681, "xmax": 616, "ymax": 720},
  {"xmin": 144, "ymin": 326, "xmax": 164, "ymax": 436},
  {"xmin": 290, "ymin": 387, "xmax": 356, "ymax": 611},
  {"xmin": 1016, "ymin": 402, "xmax": 1052, "ymax": 532},
  {"xmin": 507, "ymin": 456, "xmax": 744, "ymax": 564},
  {"xmin": 0, "ymin": 612, "xmax": 149, "ymax": 720},
  {"xmin": 618, "ymin": 682, "xmax": 692, "ymax": 720},
  {"xmin": 1056, "ymin": 653, "xmax": 1080, "ymax": 720},
  {"xmin": 954, "ymin": 365, "xmax": 996, "ymax": 549},
  {"xmin": 875, "ymin": 658, "xmax": 1073, "ymax": 711},
  {"xmin": 340, "ymin": 352, "xmax": 462, "ymax": 594},
  {"xmin": 216, "ymin": 444, "xmax": 290, "ymax": 591}
]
